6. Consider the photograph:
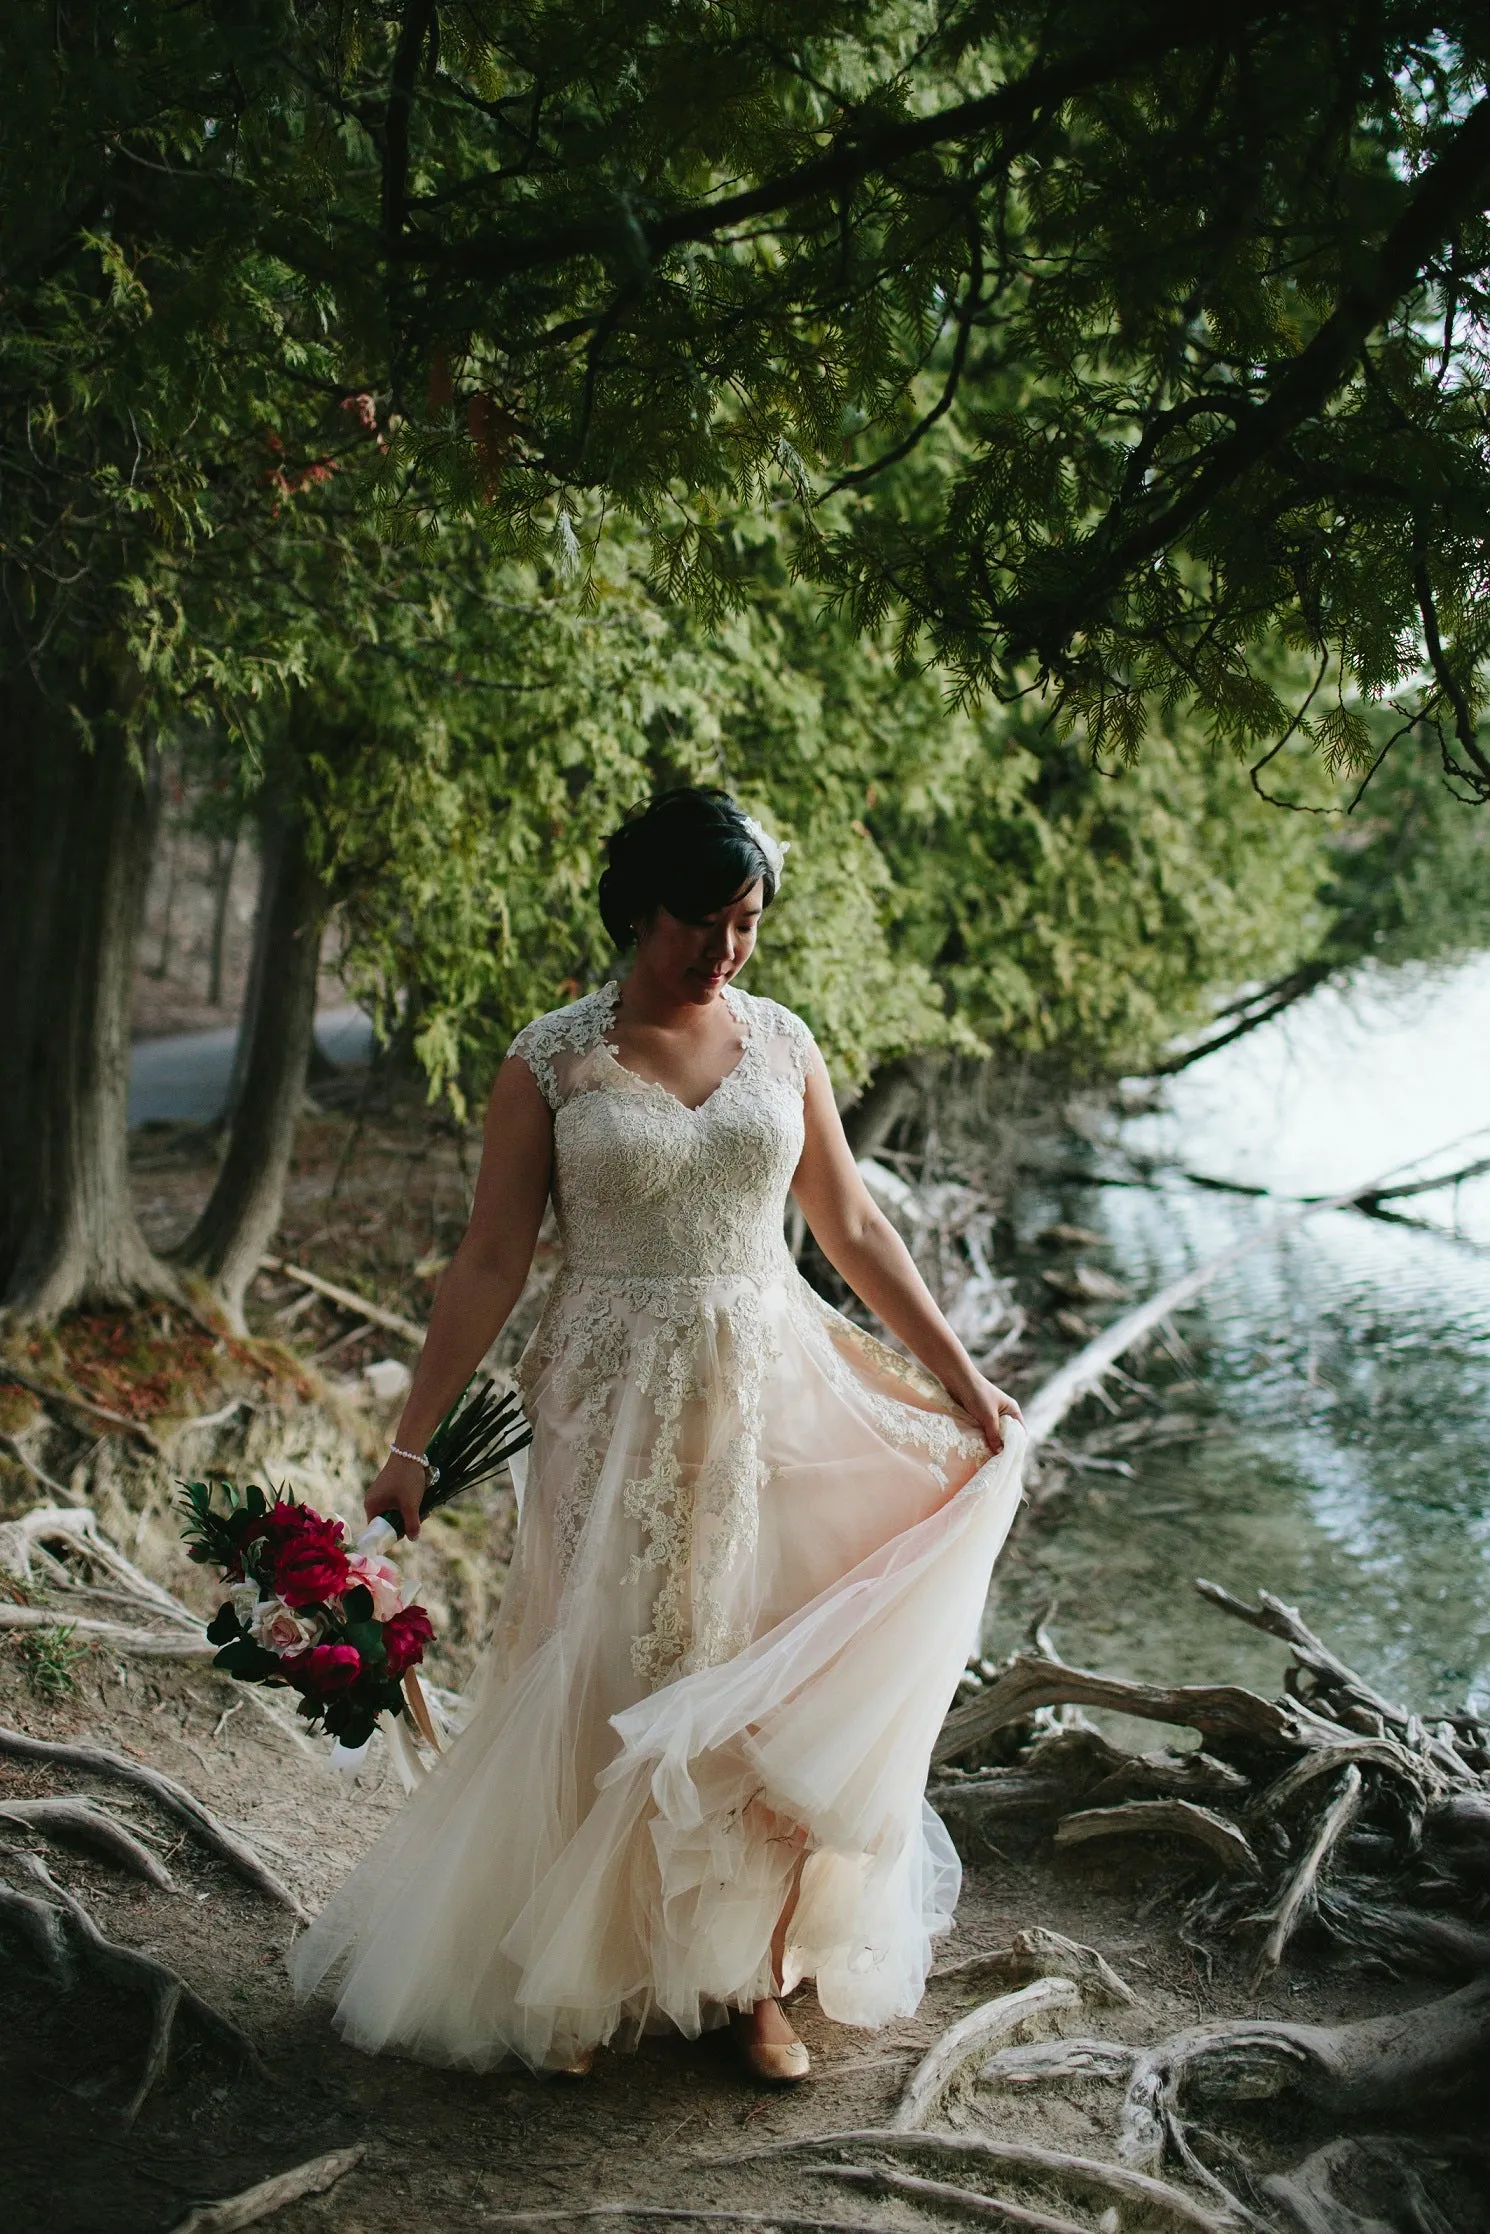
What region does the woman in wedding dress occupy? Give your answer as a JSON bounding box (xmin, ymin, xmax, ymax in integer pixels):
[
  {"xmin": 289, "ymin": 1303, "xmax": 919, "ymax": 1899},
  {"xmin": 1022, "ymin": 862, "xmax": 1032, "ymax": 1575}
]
[{"xmin": 290, "ymin": 787, "xmax": 1025, "ymax": 2083}]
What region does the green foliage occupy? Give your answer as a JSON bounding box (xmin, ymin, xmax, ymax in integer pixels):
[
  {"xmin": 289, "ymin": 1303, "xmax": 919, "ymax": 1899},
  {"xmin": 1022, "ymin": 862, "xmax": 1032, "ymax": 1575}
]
[
  {"xmin": 314, "ymin": 515, "xmax": 1337, "ymax": 1093},
  {"xmin": 8, "ymin": 4, "xmax": 1490, "ymax": 796},
  {"xmin": 17, "ymin": 1624, "xmax": 90, "ymax": 1699}
]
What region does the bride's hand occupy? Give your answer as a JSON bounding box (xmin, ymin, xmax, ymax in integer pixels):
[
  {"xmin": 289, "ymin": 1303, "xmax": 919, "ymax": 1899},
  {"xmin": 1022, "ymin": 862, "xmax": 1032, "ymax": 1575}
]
[
  {"xmin": 364, "ymin": 1453, "xmax": 427, "ymax": 1540},
  {"xmin": 951, "ymin": 1372, "xmax": 1024, "ymax": 1455}
]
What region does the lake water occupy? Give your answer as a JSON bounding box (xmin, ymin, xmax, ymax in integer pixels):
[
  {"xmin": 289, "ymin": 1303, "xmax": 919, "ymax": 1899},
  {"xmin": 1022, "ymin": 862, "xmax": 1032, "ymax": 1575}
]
[{"xmin": 986, "ymin": 952, "xmax": 1490, "ymax": 1719}]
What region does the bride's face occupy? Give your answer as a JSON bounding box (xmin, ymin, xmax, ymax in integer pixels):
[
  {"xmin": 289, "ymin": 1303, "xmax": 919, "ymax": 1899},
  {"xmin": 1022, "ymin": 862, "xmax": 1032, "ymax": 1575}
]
[{"xmin": 635, "ymin": 878, "xmax": 765, "ymax": 1003}]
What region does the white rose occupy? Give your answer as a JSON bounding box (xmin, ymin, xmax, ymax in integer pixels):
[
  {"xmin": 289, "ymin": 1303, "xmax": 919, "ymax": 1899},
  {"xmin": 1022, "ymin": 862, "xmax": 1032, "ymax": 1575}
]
[{"xmin": 229, "ymin": 1582, "xmax": 261, "ymax": 1628}]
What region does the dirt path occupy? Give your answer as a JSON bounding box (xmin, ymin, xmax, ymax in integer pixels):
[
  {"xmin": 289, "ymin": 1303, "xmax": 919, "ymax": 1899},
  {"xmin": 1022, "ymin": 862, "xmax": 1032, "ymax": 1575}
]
[{"xmin": 3, "ymin": 1643, "xmax": 1471, "ymax": 2234}]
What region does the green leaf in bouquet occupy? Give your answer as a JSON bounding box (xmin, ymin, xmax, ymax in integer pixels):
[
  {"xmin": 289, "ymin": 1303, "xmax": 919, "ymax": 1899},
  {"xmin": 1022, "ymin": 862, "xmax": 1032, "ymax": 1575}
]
[
  {"xmin": 206, "ymin": 1601, "xmax": 245, "ymax": 1646},
  {"xmin": 213, "ymin": 1636, "xmax": 282, "ymax": 1681},
  {"xmin": 330, "ymin": 1709, "xmax": 378, "ymax": 1750},
  {"xmin": 342, "ymin": 1617, "xmax": 386, "ymax": 1666},
  {"xmin": 417, "ymin": 1378, "xmax": 533, "ymax": 1524},
  {"xmin": 342, "ymin": 1584, "xmax": 374, "ymax": 1624}
]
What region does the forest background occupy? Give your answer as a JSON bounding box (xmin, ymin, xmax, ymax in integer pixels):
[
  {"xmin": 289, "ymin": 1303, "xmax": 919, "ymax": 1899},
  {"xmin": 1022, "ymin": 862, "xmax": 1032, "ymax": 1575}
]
[{"xmin": 5, "ymin": 0, "xmax": 1490, "ymax": 1340}]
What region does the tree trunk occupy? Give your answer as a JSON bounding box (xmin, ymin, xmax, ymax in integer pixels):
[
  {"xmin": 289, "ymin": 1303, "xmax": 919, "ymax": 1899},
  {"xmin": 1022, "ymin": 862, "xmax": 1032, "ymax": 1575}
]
[
  {"xmin": 206, "ymin": 829, "xmax": 239, "ymax": 1007},
  {"xmin": 0, "ymin": 648, "xmax": 180, "ymax": 1319},
  {"xmin": 174, "ymin": 792, "xmax": 326, "ymax": 1331}
]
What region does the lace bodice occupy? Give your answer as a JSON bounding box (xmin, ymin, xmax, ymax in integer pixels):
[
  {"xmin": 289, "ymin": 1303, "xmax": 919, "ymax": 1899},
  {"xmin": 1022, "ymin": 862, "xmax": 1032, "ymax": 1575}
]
[{"xmin": 509, "ymin": 981, "xmax": 815, "ymax": 1286}]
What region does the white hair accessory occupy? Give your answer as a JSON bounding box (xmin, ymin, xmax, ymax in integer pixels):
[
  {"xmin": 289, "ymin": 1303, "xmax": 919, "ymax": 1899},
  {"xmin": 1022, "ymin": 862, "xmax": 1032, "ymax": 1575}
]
[{"xmin": 739, "ymin": 811, "xmax": 790, "ymax": 887}]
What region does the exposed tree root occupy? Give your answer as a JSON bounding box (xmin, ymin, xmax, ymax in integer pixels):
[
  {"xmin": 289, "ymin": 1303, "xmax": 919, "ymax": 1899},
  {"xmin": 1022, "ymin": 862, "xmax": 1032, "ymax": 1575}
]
[
  {"xmin": 932, "ymin": 1925, "xmax": 1136, "ymax": 2007},
  {"xmin": 714, "ymin": 2130, "xmax": 1241, "ymax": 2234},
  {"xmin": 0, "ymin": 1794, "xmax": 178, "ymax": 1889},
  {"xmin": 0, "ymin": 1505, "xmax": 203, "ymax": 1625},
  {"xmin": 935, "ymin": 1654, "xmax": 1304, "ymax": 1768},
  {"xmin": 892, "ymin": 1978, "xmax": 1081, "ymax": 2130},
  {"xmin": 483, "ymin": 2212, "xmax": 875, "ymax": 2233},
  {"xmin": 2, "ymin": 1853, "xmax": 262, "ymax": 2124},
  {"xmin": 166, "ymin": 2145, "xmax": 366, "ymax": 2234},
  {"xmin": 0, "ymin": 1724, "xmax": 310, "ymax": 1920},
  {"xmin": 1251, "ymin": 1769, "xmax": 1362, "ymax": 1986},
  {"xmin": 0, "ymin": 1604, "xmax": 215, "ymax": 1655},
  {"xmin": 1260, "ymin": 2132, "xmax": 1487, "ymax": 2234},
  {"xmin": 0, "ymin": 1870, "xmax": 73, "ymax": 1982},
  {"xmin": 1314, "ymin": 1891, "xmax": 1490, "ymax": 1977},
  {"xmin": 810, "ymin": 2160, "xmax": 1090, "ymax": 2234},
  {"xmin": 1054, "ymin": 1799, "xmax": 1261, "ymax": 1878},
  {"xmin": 1117, "ymin": 1979, "xmax": 1490, "ymax": 2170}
]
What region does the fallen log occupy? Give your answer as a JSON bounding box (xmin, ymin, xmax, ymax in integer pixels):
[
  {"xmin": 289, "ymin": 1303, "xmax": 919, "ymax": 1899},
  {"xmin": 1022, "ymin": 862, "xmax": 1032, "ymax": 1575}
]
[{"xmin": 1020, "ymin": 1134, "xmax": 1490, "ymax": 1451}]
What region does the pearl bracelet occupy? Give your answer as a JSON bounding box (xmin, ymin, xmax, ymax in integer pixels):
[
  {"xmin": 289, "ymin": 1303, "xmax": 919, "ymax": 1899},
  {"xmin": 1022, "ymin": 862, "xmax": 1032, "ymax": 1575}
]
[{"xmin": 389, "ymin": 1442, "xmax": 441, "ymax": 1486}]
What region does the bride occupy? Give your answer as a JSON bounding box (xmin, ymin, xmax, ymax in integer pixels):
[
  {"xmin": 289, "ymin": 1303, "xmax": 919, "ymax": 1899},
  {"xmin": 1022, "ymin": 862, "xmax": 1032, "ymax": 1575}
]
[{"xmin": 290, "ymin": 786, "xmax": 1025, "ymax": 2083}]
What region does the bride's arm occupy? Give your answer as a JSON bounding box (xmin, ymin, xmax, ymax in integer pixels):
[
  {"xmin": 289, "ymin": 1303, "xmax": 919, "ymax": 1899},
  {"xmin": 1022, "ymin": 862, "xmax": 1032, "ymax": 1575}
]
[
  {"xmin": 365, "ymin": 1055, "xmax": 554, "ymax": 1537},
  {"xmin": 790, "ymin": 1052, "xmax": 1022, "ymax": 1453}
]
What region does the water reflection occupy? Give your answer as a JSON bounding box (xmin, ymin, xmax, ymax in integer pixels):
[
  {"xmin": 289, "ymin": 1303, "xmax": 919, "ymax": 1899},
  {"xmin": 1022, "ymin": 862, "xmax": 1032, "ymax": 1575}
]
[{"xmin": 988, "ymin": 954, "xmax": 1490, "ymax": 1717}]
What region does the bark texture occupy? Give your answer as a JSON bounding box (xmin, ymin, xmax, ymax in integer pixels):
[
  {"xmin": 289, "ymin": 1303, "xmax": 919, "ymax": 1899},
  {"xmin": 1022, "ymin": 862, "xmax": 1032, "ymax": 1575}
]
[
  {"xmin": 174, "ymin": 787, "xmax": 326, "ymax": 1329},
  {"xmin": 0, "ymin": 642, "xmax": 177, "ymax": 1317}
]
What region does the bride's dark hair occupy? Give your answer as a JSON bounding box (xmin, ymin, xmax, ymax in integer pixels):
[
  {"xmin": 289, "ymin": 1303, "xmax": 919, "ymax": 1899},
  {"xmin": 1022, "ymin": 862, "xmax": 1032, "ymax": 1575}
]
[{"xmin": 598, "ymin": 787, "xmax": 778, "ymax": 949}]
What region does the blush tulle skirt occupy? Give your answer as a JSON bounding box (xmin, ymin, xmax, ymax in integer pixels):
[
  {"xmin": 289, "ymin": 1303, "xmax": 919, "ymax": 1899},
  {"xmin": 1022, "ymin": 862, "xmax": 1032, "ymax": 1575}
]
[{"xmin": 288, "ymin": 1269, "xmax": 1025, "ymax": 2070}]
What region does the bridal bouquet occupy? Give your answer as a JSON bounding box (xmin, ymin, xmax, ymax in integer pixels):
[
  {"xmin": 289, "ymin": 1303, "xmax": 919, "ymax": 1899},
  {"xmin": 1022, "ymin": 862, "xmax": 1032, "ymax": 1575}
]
[{"xmin": 179, "ymin": 1380, "xmax": 531, "ymax": 1754}]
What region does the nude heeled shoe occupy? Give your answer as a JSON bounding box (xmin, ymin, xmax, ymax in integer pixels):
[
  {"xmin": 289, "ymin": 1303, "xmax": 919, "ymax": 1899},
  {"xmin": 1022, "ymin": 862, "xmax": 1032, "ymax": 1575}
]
[{"xmin": 732, "ymin": 2001, "xmax": 811, "ymax": 2084}]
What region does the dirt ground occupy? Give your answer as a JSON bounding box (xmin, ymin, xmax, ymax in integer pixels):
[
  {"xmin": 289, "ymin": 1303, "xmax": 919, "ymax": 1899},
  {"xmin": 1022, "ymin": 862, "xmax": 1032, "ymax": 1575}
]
[
  {"xmin": 3, "ymin": 1073, "xmax": 1483, "ymax": 2230},
  {"xmin": 2, "ymin": 1627, "xmax": 1482, "ymax": 2234}
]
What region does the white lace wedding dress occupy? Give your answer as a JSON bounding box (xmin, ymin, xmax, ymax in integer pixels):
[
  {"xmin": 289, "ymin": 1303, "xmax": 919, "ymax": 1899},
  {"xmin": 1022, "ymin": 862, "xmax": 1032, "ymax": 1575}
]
[{"xmin": 290, "ymin": 981, "xmax": 1025, "ymax": 2070}]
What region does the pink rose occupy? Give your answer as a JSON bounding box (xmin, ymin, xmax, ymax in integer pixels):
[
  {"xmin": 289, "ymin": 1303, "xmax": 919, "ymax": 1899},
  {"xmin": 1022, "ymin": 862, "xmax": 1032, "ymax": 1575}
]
[
  {"xmin": 249, "ymin": 1597, "xmax": 314, "ymax": 1654},
  {"xmin": 282, "ymin": 1642, "xmax": 362, "ymax": 1697},
  {"xmin": 345, "ymin": 1551, "xmax": 404, "ymax": 1620},
  {"xmin": 382, "ymin": 1604, "xmax": 435, "ymax": 1679}
]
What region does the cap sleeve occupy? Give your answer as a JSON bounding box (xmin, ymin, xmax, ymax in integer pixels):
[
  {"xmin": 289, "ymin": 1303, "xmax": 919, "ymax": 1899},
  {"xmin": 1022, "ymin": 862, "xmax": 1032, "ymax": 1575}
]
[
  {"xmin": 749, "ymin": 995, "xmax": 818, "ymax": 1094},
  {"xmin": 507, "ymin": 1016, "xmax": 560, "ymax": 1110}
]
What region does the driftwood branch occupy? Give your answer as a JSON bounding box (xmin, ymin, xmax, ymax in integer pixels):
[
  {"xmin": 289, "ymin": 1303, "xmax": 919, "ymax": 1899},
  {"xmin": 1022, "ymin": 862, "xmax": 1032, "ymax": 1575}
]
[
  {"xmin": 0, "ymin": 1725, "xmax": 310, "ymax": 1920},
  {"xmin": 258, "ymin": 1255, "xmax": 425, "ymax": 1347},
  {"xmin": 167, "ymin": 2147, "xmax": 366, "ymax": 2234}
]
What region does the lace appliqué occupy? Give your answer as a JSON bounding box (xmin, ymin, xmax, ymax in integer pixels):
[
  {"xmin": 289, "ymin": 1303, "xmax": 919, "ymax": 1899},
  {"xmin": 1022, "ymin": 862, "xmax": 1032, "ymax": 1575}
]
[{"xmin": 506, "ymin": 980, "xmax": 980, "ymax": 1687}]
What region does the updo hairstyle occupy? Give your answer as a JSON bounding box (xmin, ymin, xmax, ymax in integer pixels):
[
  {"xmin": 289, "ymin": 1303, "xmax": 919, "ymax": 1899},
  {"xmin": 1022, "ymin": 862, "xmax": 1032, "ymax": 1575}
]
[{"xmin": 598, "ymin": 788, "xmax": 777, "ymax": 950}]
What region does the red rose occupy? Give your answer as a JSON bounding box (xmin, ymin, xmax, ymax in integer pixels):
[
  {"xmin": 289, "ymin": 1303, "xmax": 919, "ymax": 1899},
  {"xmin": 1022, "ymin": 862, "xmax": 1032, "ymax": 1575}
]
[
  {"xmin": 382, "ymin": 1603, "xmax": 435, "ymax": 1679},
  {"xmin": 282, "ymin": 1642, "xmax": 362, "ymax": 1697},
  {"xmin": 255, "ymin": 1502, "xmax": 351, "ymax": 1609}
]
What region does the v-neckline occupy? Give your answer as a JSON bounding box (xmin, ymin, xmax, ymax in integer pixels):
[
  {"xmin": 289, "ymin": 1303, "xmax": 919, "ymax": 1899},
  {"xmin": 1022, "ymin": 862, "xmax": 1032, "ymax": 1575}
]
[{"xmin": 599, "ymin": 980, "xmax": 753, "ymax": 1115}]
